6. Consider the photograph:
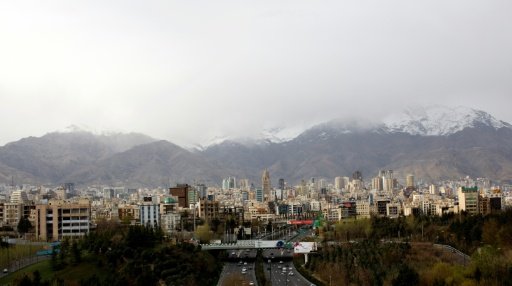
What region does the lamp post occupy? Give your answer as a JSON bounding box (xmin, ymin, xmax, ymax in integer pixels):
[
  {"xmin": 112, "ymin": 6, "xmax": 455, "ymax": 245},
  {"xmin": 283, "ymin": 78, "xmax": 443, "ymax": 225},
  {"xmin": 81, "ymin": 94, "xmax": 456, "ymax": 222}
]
[{"xmin": 268, "ymin": 258, "xmax": 272, "ymax": 286}]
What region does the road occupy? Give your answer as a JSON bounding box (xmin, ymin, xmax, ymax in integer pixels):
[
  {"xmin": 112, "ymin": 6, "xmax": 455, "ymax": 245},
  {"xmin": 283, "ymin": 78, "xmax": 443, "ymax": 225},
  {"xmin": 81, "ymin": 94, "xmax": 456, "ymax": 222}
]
[
  {"xmin": 218, "ymin": 250, "xmax": 258, "ymax": 286},
  {"xmin": 262, "ymin": 245, "xmax": 313, "ymax": 286}
]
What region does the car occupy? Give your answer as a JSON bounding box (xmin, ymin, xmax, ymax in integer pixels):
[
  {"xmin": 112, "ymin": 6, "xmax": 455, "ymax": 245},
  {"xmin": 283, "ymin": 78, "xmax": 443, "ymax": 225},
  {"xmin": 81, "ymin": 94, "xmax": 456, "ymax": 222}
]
[
  {"xmin": 282, "ymin": 267, "xmax": 287, "ymax": 271},
  {"xmin": 277, "ymin": 265, "xmax": 282, "ymax": 269},
  {"xmin": 244, "ymin": 262, "xmax": 247, "ymax": 265},
  {"xmin": 3, "ymin": 268, "xmax": 8, "ymax": 274},
  {"xmin": 279, "ymin": 260, "xmax": 283, "ymax": 264},
  {"xmin": 242, "ymin": 267, "xmax": 247, "ymax": 272},
  {"xmin": 249, "ymin": 282, "xmax": 255, "ymax": 286},
  {"xmin": 289, "ymin": 272, "xmax": 294, "ymax": 276}
]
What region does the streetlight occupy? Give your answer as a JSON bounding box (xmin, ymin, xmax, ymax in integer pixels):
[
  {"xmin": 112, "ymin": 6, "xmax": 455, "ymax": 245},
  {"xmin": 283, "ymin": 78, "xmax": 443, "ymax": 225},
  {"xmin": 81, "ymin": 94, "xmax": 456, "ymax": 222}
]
[
  {"xmin": 268, "ymin": 258, "xmax": 272, "ymax": 286},
  {"xmin": 268, "ymin": 252, "xmax": 274, "ymax": 285}
]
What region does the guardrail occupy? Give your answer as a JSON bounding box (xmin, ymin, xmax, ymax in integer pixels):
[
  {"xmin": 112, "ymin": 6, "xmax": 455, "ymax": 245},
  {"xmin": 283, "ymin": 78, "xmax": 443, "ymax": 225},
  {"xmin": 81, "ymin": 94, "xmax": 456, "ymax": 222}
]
[{"xmin": 433, "ymin": 243, "xmax": 471, "ymax": 265}]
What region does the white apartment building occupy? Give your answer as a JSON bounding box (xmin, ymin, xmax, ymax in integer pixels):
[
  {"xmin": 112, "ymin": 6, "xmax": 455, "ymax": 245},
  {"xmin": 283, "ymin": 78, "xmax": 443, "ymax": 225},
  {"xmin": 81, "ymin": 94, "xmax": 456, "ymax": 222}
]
[
  {"xmin": 139, "ymin": 204, "xmax": 160, "ymax": 227},
  {"xmin": 356, "ymin": 201, "xmax": 371, "ymax": 219},
  {"xmin": 161, "ymin": 212, "xmax": 181, "ymax": 235}
]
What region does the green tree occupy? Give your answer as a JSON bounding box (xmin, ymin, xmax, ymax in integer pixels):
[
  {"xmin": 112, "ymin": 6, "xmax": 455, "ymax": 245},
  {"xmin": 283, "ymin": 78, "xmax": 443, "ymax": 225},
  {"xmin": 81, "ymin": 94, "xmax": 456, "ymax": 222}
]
[
  {"xmin": 17, "ymin": 216, "xmax": 32, "ymax": 237},
  {"xmin": 71, "ymin": 240, "xmax": 81, "ymax": 264},
  {"xmin": 392, "ymin": 264, "xmax": 419, "ymax": 286},
  {"xmin": 195, "ymin": 223, "xmax": 212, "ymax": 243}
]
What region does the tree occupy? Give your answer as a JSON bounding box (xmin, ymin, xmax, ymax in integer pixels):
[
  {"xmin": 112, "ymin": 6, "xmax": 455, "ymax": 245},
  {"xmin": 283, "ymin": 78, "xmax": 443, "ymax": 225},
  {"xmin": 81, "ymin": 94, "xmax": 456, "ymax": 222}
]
[
  {"xmin": 195, "ymin": 223, "xmax": 212, "ymax": 243},
  {"xmin": 71, "ymin": 240, "xmax": 81, "ymax": 264},
  {"xmin": 17, "ymin": 216, "xmax": 32, "ymax": 237},
  {"xmin": 392, "ymin": 264, "xmax": 419, "ymax": 286}
]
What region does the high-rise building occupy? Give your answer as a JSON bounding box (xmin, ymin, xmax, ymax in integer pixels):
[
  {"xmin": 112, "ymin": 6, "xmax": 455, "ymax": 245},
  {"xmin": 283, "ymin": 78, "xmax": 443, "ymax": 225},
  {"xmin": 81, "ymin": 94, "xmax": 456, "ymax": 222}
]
[
  {"xmin": 103, "ymin": 188, "xmax": 114, "ymax": 199},
  {"xmin": 383, "ymin": 170, "xmax": 394, "ymax": 191},
  {"xmin": 239, "ymin": 179, "xmax": 250, "ymax": 191},
  {"xmin": 278, "ymin": 178, "xmax": 285, "ymax": 190},
  {"xmin": 262, "ymin": 169, "xmax": 271, "ymax": 201},
  {"xmin": 222, "ymin": 178, "xmax": 230, "ymax": 190},
  {"xmin": 10, "ymin": 190, "xmax": 28, "ymax": 204},
  {"xmin": 139, "ymin": 203, "xmax": 160, "ymax": 228},
  {"xmin": 256, "ymin": 189, "xmax": 264, "ymax": 202},
  {"xmin": 196, "ymin": 184, "xmax": 208, "ymax": 200},
  {"xmin": 169, "ymin": 184, "xmax": 189, "ymax": 208},
  {"xmin": 222, "ymin": 177, "xmax": 236, "ymax": 190},
  {"xmin": 406, "ymin": 174, "xmax": 415, "ymax": 188},
  {"xmin": 352, "ymin": 171, "xmax": 363, "ymax": 181},
  {"xmin": 372, "ymin": 177, "xmax": 383, "ymax": 191},
  {"xmin": 187, "ymin": 188, "xmax": 198, "ymax": 207},
  {"xmin": 458, "ymin": 186, "xmax": 479, "ymax": 215},
  {"xmin": 334, "ymin": 177, "xmax": 344, "ymax": 190}
]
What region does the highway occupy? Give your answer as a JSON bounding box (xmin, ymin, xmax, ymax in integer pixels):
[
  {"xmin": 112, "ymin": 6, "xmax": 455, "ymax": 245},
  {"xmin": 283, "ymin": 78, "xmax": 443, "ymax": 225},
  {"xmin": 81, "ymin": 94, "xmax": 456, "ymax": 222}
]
[
  {"xmin": 217, "ymin": 224, "xmax": 317, "ymax": 286},
  {"xmin": 217, "ymin": 249, "xmax": 257, "ymax": 286},
  {"xmin": 262, "ymin": 248, "xmax": 313, "ymax": 286}
]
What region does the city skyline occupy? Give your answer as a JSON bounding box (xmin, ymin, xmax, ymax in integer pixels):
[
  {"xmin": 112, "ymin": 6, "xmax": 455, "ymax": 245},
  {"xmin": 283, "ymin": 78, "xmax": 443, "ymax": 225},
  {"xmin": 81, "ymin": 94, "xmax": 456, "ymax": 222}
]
[{"xmin": 1, "ymin": 1, "xmax": 512, "ymax": 147}]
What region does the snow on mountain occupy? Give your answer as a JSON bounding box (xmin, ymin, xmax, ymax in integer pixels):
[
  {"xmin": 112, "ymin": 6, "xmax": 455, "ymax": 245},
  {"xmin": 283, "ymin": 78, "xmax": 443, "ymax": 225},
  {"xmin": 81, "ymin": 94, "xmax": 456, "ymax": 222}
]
[
  {"xmin": 382, "ymin": 105, "xmax": 510, "ymax": 136},
  {"xmin": 260, "ymin": 126, "xmax": 311, "ymax": 143},
  {"xmin": 55, "ymin": 124, "xmax": 127, "ymax": 136},
  {"xmin": 199, "ymin": 125, "xmax": 312, "ymax": 149}
]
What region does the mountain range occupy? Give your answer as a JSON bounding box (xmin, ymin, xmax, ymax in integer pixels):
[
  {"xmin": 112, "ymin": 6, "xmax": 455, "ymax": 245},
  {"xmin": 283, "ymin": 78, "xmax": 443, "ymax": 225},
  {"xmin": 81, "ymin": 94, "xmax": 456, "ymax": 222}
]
[{"xmin": 1, "ymin": 106, "xmax": 512, "ymax": 188}]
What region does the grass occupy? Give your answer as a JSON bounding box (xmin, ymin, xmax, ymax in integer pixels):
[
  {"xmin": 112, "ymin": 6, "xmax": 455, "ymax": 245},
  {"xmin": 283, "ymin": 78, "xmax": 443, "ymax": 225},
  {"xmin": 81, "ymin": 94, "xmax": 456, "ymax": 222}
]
[
  {"xmin": 0, "ymin": 245, "xmax": 46, "ymax": 269},
  {"xmin": 0, "ymin": 256, "xmax": 110, "ymax": 286},
  {"xmin": 0, "ymin": 260, "xmax": 52, "ymax": 286}
]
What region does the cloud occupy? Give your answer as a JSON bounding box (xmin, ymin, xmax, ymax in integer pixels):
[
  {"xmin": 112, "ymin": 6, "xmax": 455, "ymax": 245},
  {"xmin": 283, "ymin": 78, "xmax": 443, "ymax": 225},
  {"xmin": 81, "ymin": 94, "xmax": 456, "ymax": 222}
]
[{"xmin": 1, "ymin": 0, "xmax": 511, "ymax": 146}]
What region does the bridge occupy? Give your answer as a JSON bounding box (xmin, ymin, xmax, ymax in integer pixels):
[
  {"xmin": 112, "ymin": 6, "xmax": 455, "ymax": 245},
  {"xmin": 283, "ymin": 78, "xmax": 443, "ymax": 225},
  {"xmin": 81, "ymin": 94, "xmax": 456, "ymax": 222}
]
[{"xmin": 200, "ymin": 240, "xmax": 293, "ymax": 251}]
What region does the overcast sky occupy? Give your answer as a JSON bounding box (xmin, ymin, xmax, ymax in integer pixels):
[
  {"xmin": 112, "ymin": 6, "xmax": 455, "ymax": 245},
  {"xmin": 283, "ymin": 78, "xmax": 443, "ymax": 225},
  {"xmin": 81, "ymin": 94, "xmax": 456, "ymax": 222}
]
[{"xmin": 1, "ymin": 1, "xmax": 511, "ymax": 147}]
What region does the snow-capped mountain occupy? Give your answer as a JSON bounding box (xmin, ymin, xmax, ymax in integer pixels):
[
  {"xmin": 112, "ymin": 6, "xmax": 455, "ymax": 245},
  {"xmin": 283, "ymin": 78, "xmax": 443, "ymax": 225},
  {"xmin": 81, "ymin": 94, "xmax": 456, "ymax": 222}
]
[
  {"xmin": 55, "ymin": 124, "xmax": 128, "ymax": 136},
  {"xmin": 198, "ymin": 125, "xmax": 314, "ymax": 149},
  {"xmin": 382, "ymin": 105, "xmax": 511, "ymax": 136}
]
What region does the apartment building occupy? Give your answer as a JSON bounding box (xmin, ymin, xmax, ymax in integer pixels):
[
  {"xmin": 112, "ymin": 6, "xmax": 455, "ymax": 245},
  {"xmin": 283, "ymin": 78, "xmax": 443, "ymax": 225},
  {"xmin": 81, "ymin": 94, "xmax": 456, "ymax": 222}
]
[{"xmin": 35, "ymin": 199, "xmax": 91, "ymax": 241}]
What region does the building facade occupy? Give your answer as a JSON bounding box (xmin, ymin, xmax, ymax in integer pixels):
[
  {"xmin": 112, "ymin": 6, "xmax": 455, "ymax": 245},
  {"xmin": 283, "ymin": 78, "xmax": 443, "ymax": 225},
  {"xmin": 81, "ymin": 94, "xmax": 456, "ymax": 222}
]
[{"xmin": 35, "ymin": 199, "xmax": 91, "ymax": 241}]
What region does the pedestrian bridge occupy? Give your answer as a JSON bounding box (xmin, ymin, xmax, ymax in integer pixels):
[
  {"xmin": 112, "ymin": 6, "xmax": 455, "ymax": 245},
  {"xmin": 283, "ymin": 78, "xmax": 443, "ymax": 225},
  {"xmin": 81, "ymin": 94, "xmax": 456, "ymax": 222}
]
[{"xmin": 200, "ymin": 240, "xmax": 291, "ymax": 251}]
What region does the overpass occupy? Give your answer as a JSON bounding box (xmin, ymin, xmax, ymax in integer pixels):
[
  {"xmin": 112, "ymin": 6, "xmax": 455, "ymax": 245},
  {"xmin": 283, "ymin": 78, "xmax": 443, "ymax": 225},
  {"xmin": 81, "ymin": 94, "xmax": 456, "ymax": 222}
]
[{"xmin": 200, "ymin": 240, "xmax": 292, "ymax": 251}]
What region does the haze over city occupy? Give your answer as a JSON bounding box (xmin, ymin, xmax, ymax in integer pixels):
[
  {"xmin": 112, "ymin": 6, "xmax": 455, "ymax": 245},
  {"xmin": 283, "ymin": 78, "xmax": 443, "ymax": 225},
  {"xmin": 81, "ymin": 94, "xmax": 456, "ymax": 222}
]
[{"xmin": 1, "ymin": 0, "xmax": 511, "ymax": 147}]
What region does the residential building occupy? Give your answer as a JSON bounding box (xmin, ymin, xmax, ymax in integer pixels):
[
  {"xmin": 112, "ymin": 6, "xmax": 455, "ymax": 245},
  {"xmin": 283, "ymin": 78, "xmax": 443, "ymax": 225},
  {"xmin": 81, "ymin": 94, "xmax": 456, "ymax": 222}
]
[
  {"xmin": 35, "ymin": 199, "xmax": 91, "ymax": 241},
  {"xmin": 458, "ymin": 186, "xmax": 479, "ymax": 215}
]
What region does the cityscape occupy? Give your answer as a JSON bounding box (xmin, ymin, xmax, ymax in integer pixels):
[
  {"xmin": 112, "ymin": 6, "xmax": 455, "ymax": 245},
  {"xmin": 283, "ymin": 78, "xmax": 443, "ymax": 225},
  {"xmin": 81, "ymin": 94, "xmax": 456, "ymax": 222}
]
[
  {"xmin": 2, "ymin": 0, "xmax": 512, "ymax": 285},
  {"xmin": 1, "ymin": 163, "xmax": 512, "ymax": 285}
]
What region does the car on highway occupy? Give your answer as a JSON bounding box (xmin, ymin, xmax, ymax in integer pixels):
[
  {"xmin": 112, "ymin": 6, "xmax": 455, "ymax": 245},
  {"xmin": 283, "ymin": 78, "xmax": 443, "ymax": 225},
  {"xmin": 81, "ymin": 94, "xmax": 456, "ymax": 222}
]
[{"xmin": 3, "ymin": 268, "xmax": 8, "ymax": 274}]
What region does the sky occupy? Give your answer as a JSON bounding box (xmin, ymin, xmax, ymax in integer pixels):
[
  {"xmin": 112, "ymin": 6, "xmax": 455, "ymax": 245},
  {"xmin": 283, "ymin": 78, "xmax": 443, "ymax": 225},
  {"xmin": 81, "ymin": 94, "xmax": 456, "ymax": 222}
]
[{"xmin": 1, "ymin": 0, "xmax": 511, "ymax": 147}]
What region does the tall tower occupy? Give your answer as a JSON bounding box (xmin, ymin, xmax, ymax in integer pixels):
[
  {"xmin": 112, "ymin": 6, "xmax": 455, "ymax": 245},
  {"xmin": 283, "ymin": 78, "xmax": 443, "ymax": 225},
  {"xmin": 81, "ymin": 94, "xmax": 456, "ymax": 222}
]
[
  {"xmin": 278, "ymin": 178, "xmax": 285, "ymax": 190},
  {"xmin": 334, "ymin": 177, "xmax": 343, "ymax": 190},
  {"xmin": 406, "ymin": 174, "xmax": 415, "ymax": 188},
  {"xmin": 262, "ymin": 169, "xmax": 271, "ymax": 200}
]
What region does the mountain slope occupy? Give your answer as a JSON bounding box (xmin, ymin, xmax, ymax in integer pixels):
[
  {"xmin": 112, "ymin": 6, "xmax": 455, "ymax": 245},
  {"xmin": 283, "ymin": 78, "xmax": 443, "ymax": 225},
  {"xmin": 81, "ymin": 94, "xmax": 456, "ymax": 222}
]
[
  {"xmin": 0, "ymin": 131, "xmax": 157, "ymax": 184},
  {"xmin": 64, "ymin": 140, "xmax": 231, "ymax": 187},
  {"xmin": 1, "ymin": 106, "xmax": 512, "ymax": 186}
]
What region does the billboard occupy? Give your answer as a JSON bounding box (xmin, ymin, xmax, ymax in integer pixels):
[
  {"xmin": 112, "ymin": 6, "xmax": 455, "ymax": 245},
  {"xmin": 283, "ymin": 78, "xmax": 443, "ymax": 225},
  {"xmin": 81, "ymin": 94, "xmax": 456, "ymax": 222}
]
[
  {"xmin": 287, "ymin": 220, "xmax": 313, "ymax": 225},
  {"xmin": 293, "ymin": 242, "xmax": 317, "ymax": 253}
]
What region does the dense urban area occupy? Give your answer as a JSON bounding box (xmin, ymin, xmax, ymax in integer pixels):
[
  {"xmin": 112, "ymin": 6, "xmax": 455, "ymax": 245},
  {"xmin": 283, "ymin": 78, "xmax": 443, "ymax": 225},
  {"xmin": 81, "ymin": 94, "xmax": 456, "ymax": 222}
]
[{"xmin": 1, "ymin": 170, "xmax": 512, "ymax": 285}]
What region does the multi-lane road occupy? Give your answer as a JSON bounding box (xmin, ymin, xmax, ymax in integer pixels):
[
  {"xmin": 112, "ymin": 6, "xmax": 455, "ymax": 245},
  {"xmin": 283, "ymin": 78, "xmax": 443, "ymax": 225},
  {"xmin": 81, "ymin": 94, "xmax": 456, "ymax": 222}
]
[
  {"xmin": 262, "ymin": 249, "xmax": 314, "ymax": 286},
  {"xmin": 217, "ymin": 249, "xmax": 258, "ymax": 286},
  {"xmin": 218, "ymin": 225, "xmax": 316, "ymax": 286}
]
